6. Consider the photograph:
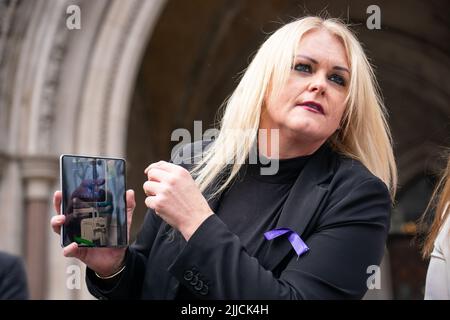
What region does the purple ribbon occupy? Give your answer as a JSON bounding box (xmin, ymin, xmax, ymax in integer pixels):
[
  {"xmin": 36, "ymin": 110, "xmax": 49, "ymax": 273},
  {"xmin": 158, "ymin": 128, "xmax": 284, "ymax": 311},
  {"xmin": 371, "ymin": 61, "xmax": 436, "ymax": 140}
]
[{"xmin": 264, "ymin": 228, "xmax": 309, "ymax": 257}]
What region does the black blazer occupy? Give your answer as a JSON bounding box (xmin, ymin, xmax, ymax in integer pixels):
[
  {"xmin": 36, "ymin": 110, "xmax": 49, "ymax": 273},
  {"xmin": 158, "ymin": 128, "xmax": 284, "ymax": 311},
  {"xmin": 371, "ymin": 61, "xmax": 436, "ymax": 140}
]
[
  {"xmin": 0, "ymin": 252, "xmax": 29, "ymax": 300},
  {"xmin": 87, "ymin": 141, "xmax": 391, "ymax": 299}
]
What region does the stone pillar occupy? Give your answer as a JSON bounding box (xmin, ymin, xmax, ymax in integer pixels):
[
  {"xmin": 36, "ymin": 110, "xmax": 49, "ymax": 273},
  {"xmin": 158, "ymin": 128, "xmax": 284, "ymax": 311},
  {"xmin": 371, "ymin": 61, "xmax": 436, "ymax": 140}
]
[{"xmin": 21, "ymin": 156, "xmax": 58, "ymax": 299}]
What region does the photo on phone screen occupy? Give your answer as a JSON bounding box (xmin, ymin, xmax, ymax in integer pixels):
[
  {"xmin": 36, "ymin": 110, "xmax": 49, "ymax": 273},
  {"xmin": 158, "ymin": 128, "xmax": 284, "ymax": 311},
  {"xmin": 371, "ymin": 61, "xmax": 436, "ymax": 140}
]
[{"xmin": 60, "ymin": 155, "xmax": 127, "ymax": 247}]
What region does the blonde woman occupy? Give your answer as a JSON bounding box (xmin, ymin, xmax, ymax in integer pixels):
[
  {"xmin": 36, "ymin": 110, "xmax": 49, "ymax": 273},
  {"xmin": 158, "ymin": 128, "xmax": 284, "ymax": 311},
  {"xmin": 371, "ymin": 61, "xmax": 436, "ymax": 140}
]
[
  {"xmin": 420, "ymin": 156, "xmax": 450, "ymax": 299},
  {"xmin": 51, "ymin": 16, "xmax": 397, "ymax": 299}
]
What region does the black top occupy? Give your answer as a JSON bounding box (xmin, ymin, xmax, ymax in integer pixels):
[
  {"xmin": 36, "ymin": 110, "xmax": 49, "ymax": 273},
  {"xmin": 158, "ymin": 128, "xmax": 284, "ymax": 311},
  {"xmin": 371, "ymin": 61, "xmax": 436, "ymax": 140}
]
[
  {"xmin": 86, "ymin": 141, "xmax": 391, "ymax": 300},
  {"xmin": 219, "ymin": 154, "xmax": 311, "ymax": 256},
  {"xmin": 176, "ymin": 154, "xmax": 311, "ymax": 299}
]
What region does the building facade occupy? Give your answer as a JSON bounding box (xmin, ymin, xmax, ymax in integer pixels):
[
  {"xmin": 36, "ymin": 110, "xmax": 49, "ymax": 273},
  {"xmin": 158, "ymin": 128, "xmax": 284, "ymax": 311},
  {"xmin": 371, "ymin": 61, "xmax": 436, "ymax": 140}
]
[{"xmin": 0, "ymin": 0, "xmax": 448, "ymax": 299}]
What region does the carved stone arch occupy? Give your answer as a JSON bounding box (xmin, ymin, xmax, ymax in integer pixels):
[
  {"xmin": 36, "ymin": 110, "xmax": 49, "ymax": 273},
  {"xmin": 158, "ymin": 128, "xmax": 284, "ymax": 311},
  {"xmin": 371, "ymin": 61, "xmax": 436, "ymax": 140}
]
[
  {"xmin": 73, "ymin": 0, "xmax": 166, "ymax": 157},
  {"xmin": 53, "ymin": 0, "xmax": 167, "ymax": 299},
  {"xmin": 0, "ymin": 0, "xmax": 167, "ymax": 299}
]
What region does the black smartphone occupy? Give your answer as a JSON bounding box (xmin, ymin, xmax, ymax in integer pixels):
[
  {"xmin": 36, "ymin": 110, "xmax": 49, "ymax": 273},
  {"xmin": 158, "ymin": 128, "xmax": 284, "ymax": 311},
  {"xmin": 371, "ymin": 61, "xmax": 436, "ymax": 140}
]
[{"xmin": 60, "ymin": 155, "xmax": 127, "ymax": 247}]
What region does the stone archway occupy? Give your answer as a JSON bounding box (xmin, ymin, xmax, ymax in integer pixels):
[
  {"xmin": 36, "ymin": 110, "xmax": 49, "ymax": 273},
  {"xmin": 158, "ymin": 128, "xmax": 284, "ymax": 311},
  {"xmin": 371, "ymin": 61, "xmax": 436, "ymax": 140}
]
[{"xmin": 0, "ymin": 0, "xmax": 166, "ymax": 299}]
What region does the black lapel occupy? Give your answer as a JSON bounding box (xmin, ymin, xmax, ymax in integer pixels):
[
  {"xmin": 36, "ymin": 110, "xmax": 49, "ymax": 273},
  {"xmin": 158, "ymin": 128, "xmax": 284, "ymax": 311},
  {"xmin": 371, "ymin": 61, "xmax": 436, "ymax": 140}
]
[{"xmin": 262, "ymin": 143, "xmax": 337, "ymax": 271}]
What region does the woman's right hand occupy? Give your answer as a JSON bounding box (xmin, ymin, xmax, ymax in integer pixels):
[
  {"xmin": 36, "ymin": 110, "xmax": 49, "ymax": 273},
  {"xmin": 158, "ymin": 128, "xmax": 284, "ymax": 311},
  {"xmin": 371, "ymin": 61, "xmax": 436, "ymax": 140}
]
[{"xmin": 50, "ymin": 190, "xmax": 135, "ymax": 277}]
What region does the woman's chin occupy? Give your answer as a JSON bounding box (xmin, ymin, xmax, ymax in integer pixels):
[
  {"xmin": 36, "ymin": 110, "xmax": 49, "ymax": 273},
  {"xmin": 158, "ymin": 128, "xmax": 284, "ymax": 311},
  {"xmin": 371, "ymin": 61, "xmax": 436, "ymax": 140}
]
[
  {"xmin": 288, "ymin": 119, "xmax": 321, "ymax": 134},
  {"xmin": 284, "ymin": 123, "xmax": 330, "ymax": 142}
]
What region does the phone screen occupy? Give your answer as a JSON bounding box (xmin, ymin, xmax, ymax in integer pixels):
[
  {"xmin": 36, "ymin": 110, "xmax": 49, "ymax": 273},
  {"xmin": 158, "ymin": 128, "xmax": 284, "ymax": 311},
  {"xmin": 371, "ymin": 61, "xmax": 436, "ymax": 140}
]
[{"xmin": 60, "ymin": 155, "xmax": 127, "ymax": 247}]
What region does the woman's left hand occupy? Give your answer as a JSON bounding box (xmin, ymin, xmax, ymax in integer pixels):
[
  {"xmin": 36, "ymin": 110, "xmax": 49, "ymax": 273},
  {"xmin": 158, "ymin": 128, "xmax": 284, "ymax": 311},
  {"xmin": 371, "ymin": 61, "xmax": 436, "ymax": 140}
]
[{"xmin": 143, "ymin": 161, "xmax": 213, "ymax": 241}]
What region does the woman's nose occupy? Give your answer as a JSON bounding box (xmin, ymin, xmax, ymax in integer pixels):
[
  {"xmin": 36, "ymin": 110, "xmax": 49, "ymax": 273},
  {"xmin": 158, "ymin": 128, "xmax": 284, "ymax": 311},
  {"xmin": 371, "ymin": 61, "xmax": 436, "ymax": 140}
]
[{"xmin": 307, "ymin": 75, "xmax": 326, "ymax": 95}]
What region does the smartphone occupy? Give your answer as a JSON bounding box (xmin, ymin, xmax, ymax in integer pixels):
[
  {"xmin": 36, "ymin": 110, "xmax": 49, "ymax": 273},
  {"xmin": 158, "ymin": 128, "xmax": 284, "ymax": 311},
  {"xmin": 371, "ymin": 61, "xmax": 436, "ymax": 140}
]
[{"xmin": 60, "ymin": 155, "xmax": 127, "ymax": 247}]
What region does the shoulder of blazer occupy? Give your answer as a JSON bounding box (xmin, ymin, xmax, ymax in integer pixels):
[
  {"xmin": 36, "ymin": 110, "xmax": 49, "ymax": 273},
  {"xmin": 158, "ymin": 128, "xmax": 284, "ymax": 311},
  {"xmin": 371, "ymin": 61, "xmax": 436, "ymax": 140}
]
[
  {"xmin": 330, "ymin": 153, "xmax": 390, "ymax": 194},
  {"xmin": 271, "ymin": 143, "xmax": 389, "ymax": 240}
]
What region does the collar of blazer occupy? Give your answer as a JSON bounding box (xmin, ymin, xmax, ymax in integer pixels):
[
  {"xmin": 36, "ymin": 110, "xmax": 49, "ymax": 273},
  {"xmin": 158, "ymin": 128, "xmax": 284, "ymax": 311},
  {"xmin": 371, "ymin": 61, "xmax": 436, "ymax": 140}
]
[{"xmin": 175, "ymin": 140, "xmax": 337, "ymax": 271}]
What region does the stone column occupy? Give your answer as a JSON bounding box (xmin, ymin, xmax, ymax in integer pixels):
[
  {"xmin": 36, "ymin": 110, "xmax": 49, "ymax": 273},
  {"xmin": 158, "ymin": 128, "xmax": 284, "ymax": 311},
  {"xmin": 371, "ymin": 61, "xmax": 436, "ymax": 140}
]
[
  {"xmin": 21, "ymin": 156, "xmax": 58, "ymax": 299},
  {"xmin": 0, "ymin": 152, "xmax": 7, "ymax": 180}
]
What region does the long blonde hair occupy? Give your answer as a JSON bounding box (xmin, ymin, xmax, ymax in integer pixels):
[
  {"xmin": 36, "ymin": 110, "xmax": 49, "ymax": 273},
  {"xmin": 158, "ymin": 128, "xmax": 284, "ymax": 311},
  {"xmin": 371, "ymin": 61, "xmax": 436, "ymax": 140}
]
[
  {"xmin": 419, "ymin": 155, "xmax": 450, "ymax": 258},
  {"xmin": 191, "ymin": 16, "xmax": 397, "ymax": 199}
]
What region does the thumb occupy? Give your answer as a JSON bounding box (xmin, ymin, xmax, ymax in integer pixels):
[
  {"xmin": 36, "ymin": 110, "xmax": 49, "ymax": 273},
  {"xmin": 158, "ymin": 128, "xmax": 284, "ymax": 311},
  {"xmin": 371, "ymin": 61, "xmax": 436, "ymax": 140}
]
[
  {"xmin": 126, "ymin": 189, "xmax": 136, "ymax": 213},
  {"xmin": 126, "ymin": 189, "xmax": 135, "ymax": 242}
]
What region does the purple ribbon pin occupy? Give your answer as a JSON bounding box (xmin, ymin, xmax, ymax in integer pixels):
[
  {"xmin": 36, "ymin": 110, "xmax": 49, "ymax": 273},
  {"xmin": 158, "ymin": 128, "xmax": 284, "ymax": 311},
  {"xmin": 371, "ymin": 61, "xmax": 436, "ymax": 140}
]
[{"xmin": 264, "ymin": 228, "xmax": 309, "ymax": 258}]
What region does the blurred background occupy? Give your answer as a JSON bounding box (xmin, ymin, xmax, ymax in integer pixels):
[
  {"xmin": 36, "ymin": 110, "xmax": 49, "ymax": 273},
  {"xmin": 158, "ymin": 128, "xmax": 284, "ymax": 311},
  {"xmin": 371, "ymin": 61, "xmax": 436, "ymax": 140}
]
[{"xmin": 0, "ymin": 0, "xmax": 449, "ymax": 299}]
